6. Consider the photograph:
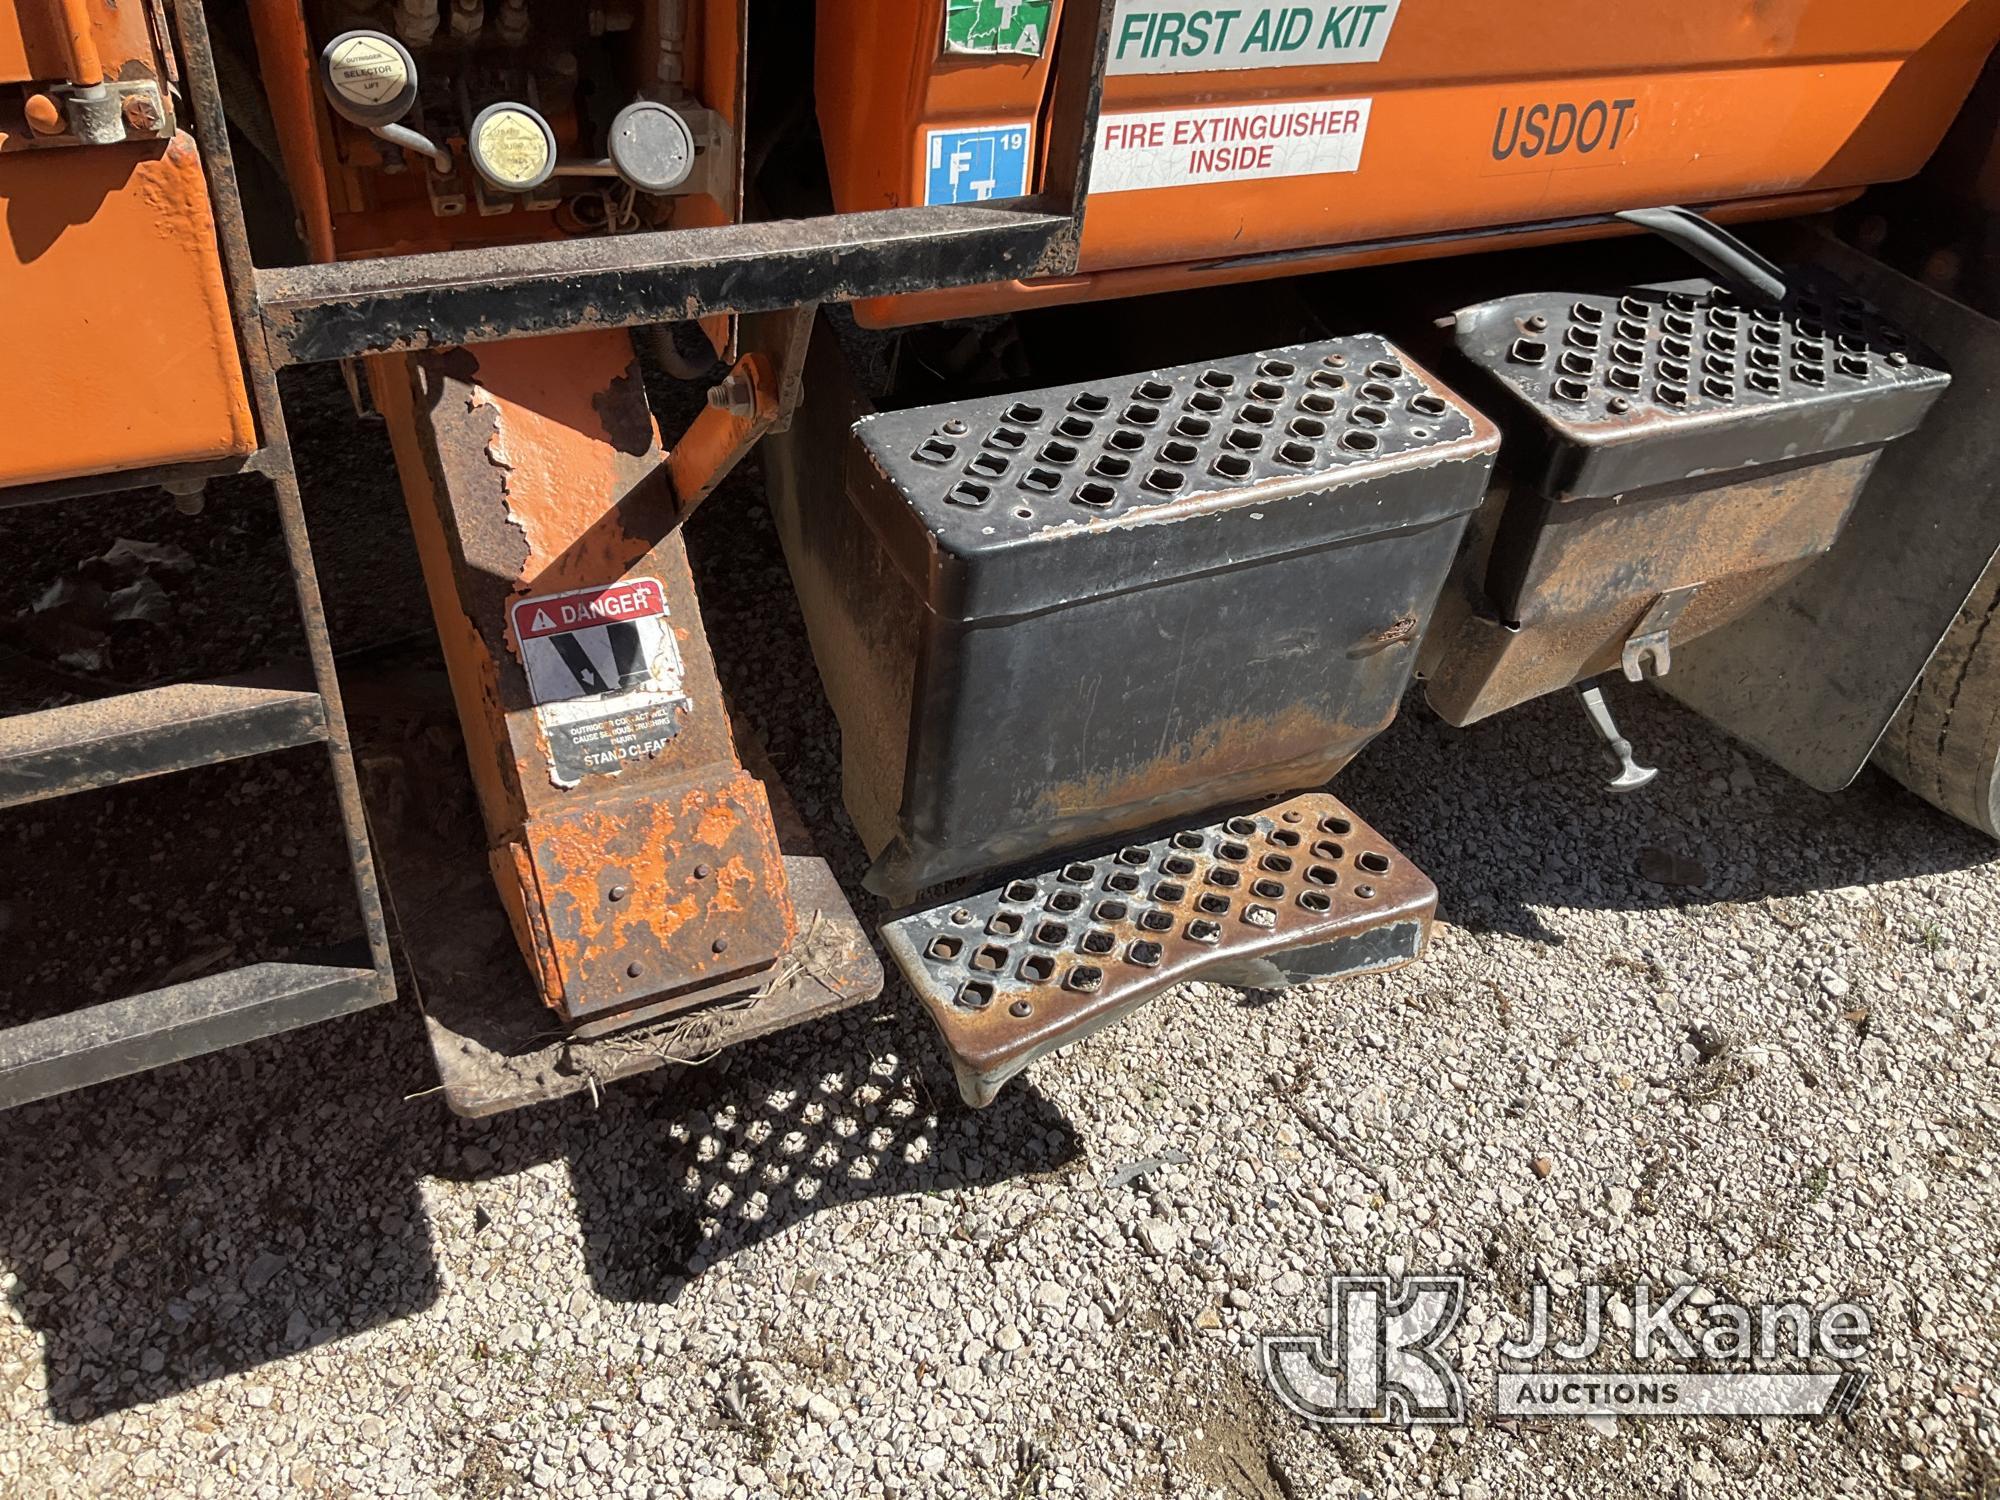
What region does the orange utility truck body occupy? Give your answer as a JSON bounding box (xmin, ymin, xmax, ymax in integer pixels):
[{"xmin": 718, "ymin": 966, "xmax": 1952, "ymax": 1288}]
[{"xmin": 817, "ymin": 0, "xmax": 2000, "ymax": 323}]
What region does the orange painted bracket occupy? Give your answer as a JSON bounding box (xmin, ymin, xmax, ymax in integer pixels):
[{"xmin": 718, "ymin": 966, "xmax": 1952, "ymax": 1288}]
[
  {"xmin": 667, "ymin": 352, "xmax": 778, "ymax": 521},
  {"xmin": 369, "ymin": 329, "xmax": 794, "ymax": 1023}
]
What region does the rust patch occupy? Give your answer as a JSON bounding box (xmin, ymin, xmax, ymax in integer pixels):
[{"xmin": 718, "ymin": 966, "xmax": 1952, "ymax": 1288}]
[
  {"xmin": 524, "ymin": 770, "xmax": 795, "ymax": 1022},
  {"xmin": 1426, "ymin": 455, "xmax": 1870, "ymax": 725},
  {"xmin": 1353, "ymin": 611, "xmax": 1422, "ymax": 656},
  {"xmin": 593, "ymin": 359, "xmax": 658, "ymax": 457},
  {"xmin": 1032, "ymin": 696, "xmax": 1397, "ymax": 828}
]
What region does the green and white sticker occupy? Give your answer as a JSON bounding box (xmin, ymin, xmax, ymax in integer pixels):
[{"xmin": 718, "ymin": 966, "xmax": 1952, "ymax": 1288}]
[
  {"xmin": 1109, "ymin": 1, "xmax": 1400, "ymax": 74},
  {"xmin": 943, "ymin": 0, "xmax": 1054, "ymax": 56}
]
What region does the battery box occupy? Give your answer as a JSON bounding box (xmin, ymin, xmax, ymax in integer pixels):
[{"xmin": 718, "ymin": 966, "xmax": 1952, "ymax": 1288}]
[
  {"xmin": 767, "ymin": 327, "xmax": 1498, "ymax": 900},
  {"xmin": 1420, "ymin": 273, "xmax": 1951, "ymax": 725}
]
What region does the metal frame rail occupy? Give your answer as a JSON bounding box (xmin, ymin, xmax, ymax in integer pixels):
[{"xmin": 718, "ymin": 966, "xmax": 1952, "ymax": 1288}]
[{"xmin": 0, "ymin": 0, "xmax": 1113, "ymax": 1106}]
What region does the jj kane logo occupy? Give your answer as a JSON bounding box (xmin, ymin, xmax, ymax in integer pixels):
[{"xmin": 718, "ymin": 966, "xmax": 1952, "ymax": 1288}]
[{"xmin": 1260, "ymin": 1274, "xmax": 1871, "ymax": 1425}]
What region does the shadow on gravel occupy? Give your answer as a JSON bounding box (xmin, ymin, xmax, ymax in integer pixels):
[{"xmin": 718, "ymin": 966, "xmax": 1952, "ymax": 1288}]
[
  {"xmin": 0, "ymin": 1003, "xmax": 447, "ymax": 1424},
  {"xmin": 440, "ymin": 1001, "xmax": 1082, "ymax": 1306},
  {"xmin": 1335, "ymin": 685, "xmax": 1999, "ymax": 946},
  {"xmin": 0, "ymin": 981, "xmax": 1078, "ymax": 1421}
]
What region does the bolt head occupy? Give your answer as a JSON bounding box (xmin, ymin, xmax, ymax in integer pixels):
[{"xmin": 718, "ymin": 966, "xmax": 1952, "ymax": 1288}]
[
  {"xmin": 121, "ymin": 93, "xmax": 160, "ymax": 133},
  {"xmin": 626, "ymin": 961, "xmax": 643, "ymax": 978},
  {"xmin": 711, "ymin": 937, "xmax": 729, "ymax": 955},
  {"xmin": 706, "ymin": 373, "xmax": 756, "ymax": 417}
]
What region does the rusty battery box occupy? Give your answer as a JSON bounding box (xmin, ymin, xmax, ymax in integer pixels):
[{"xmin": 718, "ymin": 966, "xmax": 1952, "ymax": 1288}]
[
  {"xmin": 780, "ymin": 336, "xmax": 1498, "ymax": 901},
  {"xmin": 1421, "ymin": 274, "xmax": 1951, "ymax": 726}
]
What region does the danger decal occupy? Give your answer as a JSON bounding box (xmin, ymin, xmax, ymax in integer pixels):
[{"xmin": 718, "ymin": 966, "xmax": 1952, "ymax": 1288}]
[
  {"xmin": 1108, "ymin": 1, "xmax": 1399, "ymax": 75},
  {"xmin": 1090, "ymin": 98, "xmax": 1370, "ymax": 194},
  {"xmin": 509, "ymin": 579, "xmax": 691, "ymax": 783},
  {"xmin": 512, "ymin": 580, "xmax": 668, "ymax": 703}
]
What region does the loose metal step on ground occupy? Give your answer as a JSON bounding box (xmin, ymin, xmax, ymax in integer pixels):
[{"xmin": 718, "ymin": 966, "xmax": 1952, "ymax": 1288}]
[{"xmin": 881, "ymin": 792, "xmax": 1435, "ymax": 1106}]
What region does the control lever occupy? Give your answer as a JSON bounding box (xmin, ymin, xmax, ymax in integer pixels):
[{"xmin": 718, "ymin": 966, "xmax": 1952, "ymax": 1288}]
[
  {"xmin": 318, "ymin": 30, "xmax": 453, "ymax": 173},
  {"xmin": 1576, "ymin": 679, "xmax": 1657, "ymax": 791}
]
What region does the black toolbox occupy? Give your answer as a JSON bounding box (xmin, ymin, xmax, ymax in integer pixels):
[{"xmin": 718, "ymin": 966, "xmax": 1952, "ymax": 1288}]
[{"xmin": 766, "ymin": 326, "xmax": 1499, "ymax": 900}]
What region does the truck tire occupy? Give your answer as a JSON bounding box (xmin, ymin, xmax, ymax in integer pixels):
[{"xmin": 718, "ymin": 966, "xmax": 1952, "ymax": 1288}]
[{"xmin": 1874, "ymin": 549, "xmax": 2000, "ymax": 838}]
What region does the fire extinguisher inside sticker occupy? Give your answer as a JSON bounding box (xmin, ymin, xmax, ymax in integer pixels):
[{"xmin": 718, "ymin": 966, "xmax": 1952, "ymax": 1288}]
[
  {"xmin": 1090, "ymin": 98, "xmax": 1370, "ymax": 193},
  {"xmin": 1108, "ymin": 1, "xmax": 1400, "ymax": 74}
]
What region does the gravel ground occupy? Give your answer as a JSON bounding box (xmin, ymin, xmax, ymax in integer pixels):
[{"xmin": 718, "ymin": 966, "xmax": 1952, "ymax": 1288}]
[{"xmin": 4, "ymin": 436, "xmax": 1999, "ymax": 1499}]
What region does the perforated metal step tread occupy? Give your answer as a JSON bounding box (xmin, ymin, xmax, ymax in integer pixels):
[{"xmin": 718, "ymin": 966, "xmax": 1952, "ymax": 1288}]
[
  {"xmin": 1452, "ymin": 273, "xmax": 1949, "ymax": 500},
  {"xmin": 881, "ymin": 792, "xmax": 1436, "ymax": 1106},
  {"xmin": 846, "ymin": 337, "xmax": 1498, "ymax": 623},
  {"xmin": 862, "ymin": 335, "xmax": 1478, "ymax": 540}
]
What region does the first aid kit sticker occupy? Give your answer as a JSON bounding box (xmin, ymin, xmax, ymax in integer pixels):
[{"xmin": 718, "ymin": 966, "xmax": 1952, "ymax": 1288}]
[
  {"xmin": 1108, "ymin": 2, "xmax": 1400, "ymax": 74},
  {"xmin": 1090, "ymin": 98, "xmax": 1370, "ymax": 194},
  {"xmin": 510, "ymin": 580, "xmax": 692, "ymax": 783}
]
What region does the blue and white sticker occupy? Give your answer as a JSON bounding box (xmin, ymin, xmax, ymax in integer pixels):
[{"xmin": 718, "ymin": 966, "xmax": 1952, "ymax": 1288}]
[{"xmin": 923, "ymin": 123, "xmax": 1033, "ymax": 204}]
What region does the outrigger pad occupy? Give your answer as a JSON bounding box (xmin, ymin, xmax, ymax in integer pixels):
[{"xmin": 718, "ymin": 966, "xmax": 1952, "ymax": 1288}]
[{"xmin": 881, "ymin": 792, "xmax": 1435, "ymax": 1107}]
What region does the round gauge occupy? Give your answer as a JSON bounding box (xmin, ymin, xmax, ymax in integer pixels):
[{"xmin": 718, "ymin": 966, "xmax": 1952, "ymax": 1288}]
[
  {"xmin": 608, "ymin": 100, "xmax": 697, "ymax": 195},
  {"xmin": 319, "ymin": 30, "xmax": 418, "ymax": 128},
  {"xmin": 469, "ymin": 102, "xmax": 558, "ymax": 193}
]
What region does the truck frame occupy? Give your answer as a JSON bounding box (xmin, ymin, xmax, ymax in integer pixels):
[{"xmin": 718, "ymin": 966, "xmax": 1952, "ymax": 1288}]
[{"xmin": 2, "ymin": 0, "xmax": 1996, "ymax": 1114}]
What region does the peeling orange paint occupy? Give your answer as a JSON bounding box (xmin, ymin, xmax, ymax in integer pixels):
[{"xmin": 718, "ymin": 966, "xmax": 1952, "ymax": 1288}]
[{"xmin": 374, "ymin": 332, "xmax": 795, "ymax": 1024}]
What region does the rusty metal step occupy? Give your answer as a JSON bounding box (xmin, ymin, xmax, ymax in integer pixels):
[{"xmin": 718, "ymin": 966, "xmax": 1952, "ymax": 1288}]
[
  {"xmin": 0, "ymin": 683, "xmax": 330, "ymax": 810},
  {"xmin": 1451, "ymin": 272, "xmax": 1946, "ymax": 505},
  {"xmin": 881, "ymin": 792, "xmax": 1436, "ymax": 1106}
]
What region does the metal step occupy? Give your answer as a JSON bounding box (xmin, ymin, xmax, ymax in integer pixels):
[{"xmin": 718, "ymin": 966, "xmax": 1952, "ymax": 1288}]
[
  {"xmin": 0, "ymin": 682, "xmax": 329, "ymax": 809},
  {"xmin": 0, "ymin": 0, "xmax": 400, "ymax": 1115},
  {"xmin": 881, "ymin": 792, "xmax": 1436, "ymax": 1106},
  {"xmin": 0, "ymin": 961, "xmax": 386, "ymax": 1111},
  {"xmin": 1451, "ymin": 272, "xmax": 1947, "ymax": 504}
]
